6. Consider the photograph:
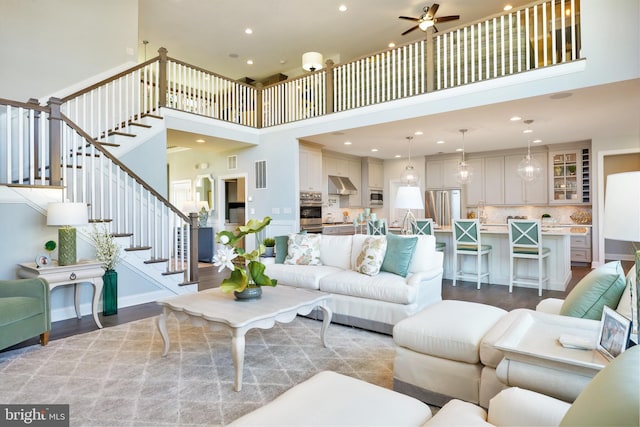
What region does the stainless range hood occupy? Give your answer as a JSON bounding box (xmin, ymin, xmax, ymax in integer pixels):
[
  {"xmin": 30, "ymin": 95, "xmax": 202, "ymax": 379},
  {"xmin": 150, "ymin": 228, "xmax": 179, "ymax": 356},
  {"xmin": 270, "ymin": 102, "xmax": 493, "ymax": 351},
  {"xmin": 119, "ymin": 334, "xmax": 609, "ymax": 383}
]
[{"xmin": 328, "ymin": 175, "xmax": 358, "ymax": 195}]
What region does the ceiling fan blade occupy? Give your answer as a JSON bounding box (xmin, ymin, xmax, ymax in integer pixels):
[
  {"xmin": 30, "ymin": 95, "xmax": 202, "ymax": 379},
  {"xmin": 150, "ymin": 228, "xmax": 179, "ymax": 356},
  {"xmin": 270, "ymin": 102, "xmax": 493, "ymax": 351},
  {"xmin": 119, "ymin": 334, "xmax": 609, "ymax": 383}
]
[
  {"xmin": 426, "ymin": 4, "xmax": 439, "ymax": 20},
  {"xmin": 402, "ymin": 25, "xmax": 419, "ymax": 36},
  {"xmin": 399, "ymin": 16, "xmax": 420, "ymax": 22},
  {"xmin": 434, "ymin": 15, "xmax": 460, "ymax": 23},
  {"xmin": 433, "ymin": 25, "xmax": 439, "ymax": 33}
]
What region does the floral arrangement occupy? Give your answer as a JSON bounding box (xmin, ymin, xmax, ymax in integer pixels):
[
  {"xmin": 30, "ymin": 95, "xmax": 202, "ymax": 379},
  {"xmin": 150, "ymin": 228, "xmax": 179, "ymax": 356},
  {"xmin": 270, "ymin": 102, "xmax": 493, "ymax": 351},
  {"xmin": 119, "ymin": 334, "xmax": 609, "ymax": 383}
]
[
  {"xmin": 90, "ymin": 225, "xmax": 122, "ymax": 271},
  {"xmin": 213, "ymin": 216, "xmax": 277, "ymax": 293}
]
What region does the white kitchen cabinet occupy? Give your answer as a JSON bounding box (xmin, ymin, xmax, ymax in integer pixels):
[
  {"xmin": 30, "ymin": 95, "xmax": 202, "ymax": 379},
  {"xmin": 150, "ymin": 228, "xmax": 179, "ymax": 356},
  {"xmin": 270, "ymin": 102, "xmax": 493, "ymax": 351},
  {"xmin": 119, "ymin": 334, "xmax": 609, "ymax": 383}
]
[
  {"xmin": 504, "ymin": 153, "xmax": 548, "ymax": 205},
  {"xmin": 324, "ymin": 151, "xmax": 362, "ymax": 207},
  {"xmin": 549, "ymin": 149, "xmax": 591, "ymax": 205},
  {"xmin": 571, "ymin": 228, "xmax": 592, "ymax": 263},
  {"xmin": 426, "ymin": 158, "xmax": 460, "ymax": 189},
  {"xmin": 367, "ymin": 161, "xmax": 384, "ymax": 189},
  {"xmin": 484, "ymin": 156, "xmax": 505, "ymax": 205},
  {"xmin": 299, "ymin": 145, "xmax": 323, "ymax": 191},
  {"xmin": 361, "ymin": 157, "xmax": 384, "ymax": 207},
  {"xmin": 465, "ymin": 158, "xmax": 484, "ymax": 205},
  {"xmin": 348, "ymin": 158, "xmax": 362, "ymax": 207}
]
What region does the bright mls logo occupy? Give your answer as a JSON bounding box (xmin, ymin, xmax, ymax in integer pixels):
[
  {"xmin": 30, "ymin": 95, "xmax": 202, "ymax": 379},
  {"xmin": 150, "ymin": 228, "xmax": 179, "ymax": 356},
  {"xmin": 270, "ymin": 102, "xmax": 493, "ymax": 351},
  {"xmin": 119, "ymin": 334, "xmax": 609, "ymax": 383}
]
[{"xmin": 1, "ymin": 405, "xmax": 69, "ymax": 426}]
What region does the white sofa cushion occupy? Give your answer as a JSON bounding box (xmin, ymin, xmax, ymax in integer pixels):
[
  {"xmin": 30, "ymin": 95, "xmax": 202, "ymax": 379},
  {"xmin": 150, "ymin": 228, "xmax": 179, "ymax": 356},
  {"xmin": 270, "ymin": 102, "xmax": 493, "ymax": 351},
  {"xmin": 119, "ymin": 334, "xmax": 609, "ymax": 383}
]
[
  {"xmin": 480, "ymin": 309, "xmax": 528, "ymax": 368},
  {"xmin": 228, "ymin": 371, "xmax": 432, "ymax": 427},
  {"xmin": 319, "ymin": 270, "xmax": 416, "ymax": 304},
  {"xmin": 487, "ymin": 387, "xmax": 570, "ymax": 427},
  {"xmin": 409, "ymin": 235, "xmax": 438, "ymax": 273},
  {"xmin": 394, "ymin": 300, "xmax": 506, "ymax": 364},
  {"xmin": 319, "ymin": 234, "xmax": 353, "ymax": 270},
  {"xmin": 423, "ymin": 399, "xmax": 490, "ymax": 426},
  {"xmin": 264, "ymin": 264, "xmax": 341, "ymax": 290}
]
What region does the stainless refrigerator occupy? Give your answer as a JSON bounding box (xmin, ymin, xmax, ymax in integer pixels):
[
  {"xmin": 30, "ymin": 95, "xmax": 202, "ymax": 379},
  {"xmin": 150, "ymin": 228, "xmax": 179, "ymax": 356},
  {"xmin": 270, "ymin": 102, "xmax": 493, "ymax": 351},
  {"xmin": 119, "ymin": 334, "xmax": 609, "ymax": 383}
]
[{"xmin": 424, "ymin": 189, "xmax": 461, "ymax": 227}]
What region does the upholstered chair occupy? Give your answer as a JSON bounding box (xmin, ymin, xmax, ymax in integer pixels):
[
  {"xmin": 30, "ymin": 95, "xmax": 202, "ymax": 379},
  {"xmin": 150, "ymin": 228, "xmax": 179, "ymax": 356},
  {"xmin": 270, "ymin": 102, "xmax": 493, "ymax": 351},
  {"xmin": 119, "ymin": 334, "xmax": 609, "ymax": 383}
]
[{"xmin": 0, "ymin": 278, "xmax": 51, "ymax": 350}]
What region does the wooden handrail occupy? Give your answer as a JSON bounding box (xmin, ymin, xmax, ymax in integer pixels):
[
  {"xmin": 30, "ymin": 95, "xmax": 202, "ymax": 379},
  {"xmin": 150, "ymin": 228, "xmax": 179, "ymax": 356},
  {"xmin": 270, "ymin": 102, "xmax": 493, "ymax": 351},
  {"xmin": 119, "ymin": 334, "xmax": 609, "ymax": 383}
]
[
  {"xmin": 166, "ymin": 57, "xmax": 257, "ymax": 90},
  {"xmin": 60, "ymin": 56, "xmax": 161, "ymax": 102},
  {"xmin": 0, "ymin": 98, "xmax": 50, "ymax": 111},
  {"xmin": 59, "ymin": 113, "xmax": 189, "ymax": 223}
]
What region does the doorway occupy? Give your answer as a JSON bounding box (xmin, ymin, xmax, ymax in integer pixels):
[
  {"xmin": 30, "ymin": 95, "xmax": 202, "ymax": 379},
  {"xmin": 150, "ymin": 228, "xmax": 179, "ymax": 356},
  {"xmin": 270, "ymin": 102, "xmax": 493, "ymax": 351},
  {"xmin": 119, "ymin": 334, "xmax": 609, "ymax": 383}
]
[{"xmin": 216, "ymin": 173, "xmax": 249, "ymax": 248}]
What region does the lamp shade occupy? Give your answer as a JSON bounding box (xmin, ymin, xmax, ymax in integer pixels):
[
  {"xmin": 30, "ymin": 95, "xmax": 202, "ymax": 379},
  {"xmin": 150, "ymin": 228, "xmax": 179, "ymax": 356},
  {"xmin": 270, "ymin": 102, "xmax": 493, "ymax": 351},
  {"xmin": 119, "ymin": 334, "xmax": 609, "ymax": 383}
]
[
  {"xmin": 46, "ymin": 202, "xmax": 88, "ymax": 226},
  {"xmin": 197, "ymin": 201, "xmax": 210, "ymax": 212},
  {"xmin": 181, "ymin": 200, "xmax": 198, "ymax": 213},
  {"xmin": 302, "ymin": 52, "xmax": 323, "ymax": 71},
  {"xmin": 604, "ymin": 171, "xmax": 640, "ymax": 242},
  {"xmin": 395, "ymin": 186, "xmax": 423, "ymax": 210}
]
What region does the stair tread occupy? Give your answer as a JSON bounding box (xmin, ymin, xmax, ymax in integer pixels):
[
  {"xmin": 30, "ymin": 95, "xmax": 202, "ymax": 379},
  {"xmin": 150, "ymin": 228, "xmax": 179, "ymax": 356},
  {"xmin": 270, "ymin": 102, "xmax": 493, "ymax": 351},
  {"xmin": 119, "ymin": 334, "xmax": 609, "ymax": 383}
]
[
  {"xmin": 112, "ymin": 233, "xmax": 133, "ymax": 238},
  {"xmin": 89, "ymin": 219, "xmax": 113, "ymax": 223},
  {"xmin": 142, "ymin": 113, "xmax": 163, "ymax": 120},
  {"xmin": 179, "ymin": 281, "xmax": 198, "ymax": 286},
  {"xmin": 144, "ymin": 258, "xmax": 169, "ymax": 264},
  {"xmin": 108, "ymin": 130, "xmax": 136, "ymax": 137},
  {"xmin": 162, "ymin": 269, "xmax": 186, "ymax": 276},
  {"xmin": 125, "ymin": 246, "xmax": 152, "ymax": 252},
  {"xmin": 129, "ymin": 122, "xmax": 152, "ymax": 128}
]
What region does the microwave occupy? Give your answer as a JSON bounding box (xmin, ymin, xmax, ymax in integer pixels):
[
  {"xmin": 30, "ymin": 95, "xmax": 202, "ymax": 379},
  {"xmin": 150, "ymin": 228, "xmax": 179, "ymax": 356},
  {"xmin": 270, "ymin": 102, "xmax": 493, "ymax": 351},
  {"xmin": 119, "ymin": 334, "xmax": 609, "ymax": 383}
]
[{"xmin": 369, "ymin": 189, "xmax": 383, "ymax": 206}]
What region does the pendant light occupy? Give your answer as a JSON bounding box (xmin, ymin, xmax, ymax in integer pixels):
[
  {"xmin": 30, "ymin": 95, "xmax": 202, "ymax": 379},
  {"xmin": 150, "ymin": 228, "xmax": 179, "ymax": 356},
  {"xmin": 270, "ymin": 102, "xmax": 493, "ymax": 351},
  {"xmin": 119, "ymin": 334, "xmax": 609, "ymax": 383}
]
[
  {"xmin": 456, "ymin": 129, "xmax": 473, "ymax": 184},
  {"xmin": 517, "ymin": 119, "xmax": 542, "ymax": 182},
  {"xmin": 400, "ymin": 136, "xmax": 419, "ymax": 185}
]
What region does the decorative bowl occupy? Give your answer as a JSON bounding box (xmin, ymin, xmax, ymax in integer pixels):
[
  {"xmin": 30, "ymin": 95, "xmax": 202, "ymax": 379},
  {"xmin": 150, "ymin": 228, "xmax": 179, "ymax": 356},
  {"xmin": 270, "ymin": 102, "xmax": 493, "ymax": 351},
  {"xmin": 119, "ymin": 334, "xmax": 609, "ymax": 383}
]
[{"xmin": 570, "ymin": 211, "xmax": 592, "ymax": 224}]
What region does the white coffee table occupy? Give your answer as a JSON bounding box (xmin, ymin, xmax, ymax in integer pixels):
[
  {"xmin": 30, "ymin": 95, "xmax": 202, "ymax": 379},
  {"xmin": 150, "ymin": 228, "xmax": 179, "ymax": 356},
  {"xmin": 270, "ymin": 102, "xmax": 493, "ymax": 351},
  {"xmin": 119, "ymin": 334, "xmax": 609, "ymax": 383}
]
[{"xmin": 156, "ymin": 286, "xmax": 332, "ymax": 391}]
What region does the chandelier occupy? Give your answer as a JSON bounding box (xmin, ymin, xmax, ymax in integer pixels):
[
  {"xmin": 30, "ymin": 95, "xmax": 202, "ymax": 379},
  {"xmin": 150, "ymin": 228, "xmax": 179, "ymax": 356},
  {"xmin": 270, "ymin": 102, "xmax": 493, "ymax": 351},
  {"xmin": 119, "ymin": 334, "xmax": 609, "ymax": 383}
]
[
  {"xmin": 456, "ymin": 129, "xmax": 473, "ymax": 184},
  {"xmin": 400, "ymin": 136, "xmax": 419, "ymax": 185},
  {"xmin": 517, "ymin": 119, "xmax": 542, "ymax": 182}
]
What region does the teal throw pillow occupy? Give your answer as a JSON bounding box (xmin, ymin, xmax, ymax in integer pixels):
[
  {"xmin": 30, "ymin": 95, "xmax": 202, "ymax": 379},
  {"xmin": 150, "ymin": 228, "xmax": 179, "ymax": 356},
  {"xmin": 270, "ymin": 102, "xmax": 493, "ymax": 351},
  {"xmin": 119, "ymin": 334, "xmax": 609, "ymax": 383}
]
[
  {"xmin": 560, "ymin": 261, "xmax": 627, "ymax": 320},
  {"xmin": 274, "ymin": 231, "xmax": 307, "ymax": 264},
  {"xmin": 381, "ymin": 233, "xmax": 418, "ymax": 277}
]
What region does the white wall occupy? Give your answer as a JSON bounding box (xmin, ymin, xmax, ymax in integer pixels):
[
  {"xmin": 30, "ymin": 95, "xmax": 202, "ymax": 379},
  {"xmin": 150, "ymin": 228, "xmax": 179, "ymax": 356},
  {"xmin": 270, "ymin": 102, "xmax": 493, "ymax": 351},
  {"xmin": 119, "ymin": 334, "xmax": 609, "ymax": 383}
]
[
  {"xmin": 120, "ymin": 130, "xmax": 168, "ymax": 198},
  {"xmin": 0, "ymin": 0, "xmax": 138, "ymax": 101}
]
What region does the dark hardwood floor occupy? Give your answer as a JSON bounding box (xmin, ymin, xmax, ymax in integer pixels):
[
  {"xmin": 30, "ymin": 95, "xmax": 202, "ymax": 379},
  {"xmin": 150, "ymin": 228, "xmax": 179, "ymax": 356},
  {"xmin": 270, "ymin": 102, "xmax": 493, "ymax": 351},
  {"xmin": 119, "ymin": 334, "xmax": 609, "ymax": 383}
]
[{"xmin": 4, "ymin": 261, "xmax": 631, "ymax": 353}]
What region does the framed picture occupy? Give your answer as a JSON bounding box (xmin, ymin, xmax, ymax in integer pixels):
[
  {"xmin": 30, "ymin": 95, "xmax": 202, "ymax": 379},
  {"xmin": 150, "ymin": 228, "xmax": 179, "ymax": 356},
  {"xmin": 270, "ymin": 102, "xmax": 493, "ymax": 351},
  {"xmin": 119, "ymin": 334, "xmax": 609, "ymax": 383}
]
[
  {"xmin": 597, "ymin": 306, "xmax": 631, "ymax": 360},
  {"xmin": 35, "ymin": 254, "xmax": 51, "ymax": 268}
]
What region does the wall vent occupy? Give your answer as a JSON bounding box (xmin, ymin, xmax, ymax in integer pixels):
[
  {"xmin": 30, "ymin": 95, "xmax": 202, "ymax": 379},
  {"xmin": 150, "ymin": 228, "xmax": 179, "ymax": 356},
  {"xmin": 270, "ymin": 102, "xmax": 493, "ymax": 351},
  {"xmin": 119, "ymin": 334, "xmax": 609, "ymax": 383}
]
[
  {"xmin": 255, "ymin": 160, "xmax": 267, "ymax": 189},
  {"xmin": 227, "ymin": 155, "xmax": 237, "ymax": 170}
]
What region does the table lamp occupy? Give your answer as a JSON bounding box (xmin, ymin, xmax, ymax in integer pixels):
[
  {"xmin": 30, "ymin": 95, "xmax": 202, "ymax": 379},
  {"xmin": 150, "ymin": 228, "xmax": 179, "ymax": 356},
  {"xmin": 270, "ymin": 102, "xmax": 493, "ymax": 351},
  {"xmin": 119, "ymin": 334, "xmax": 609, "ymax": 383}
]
[
  {"xmin": 47, "ymin": 202, "xmax": 89, "ymax": 266},
  {"xmin": 603, "ymin": 171, "xmax": 640, "ymax": 334},
  {"xmin": 395, "ymin": 186, "xmax": 424, "ymax": 235}
]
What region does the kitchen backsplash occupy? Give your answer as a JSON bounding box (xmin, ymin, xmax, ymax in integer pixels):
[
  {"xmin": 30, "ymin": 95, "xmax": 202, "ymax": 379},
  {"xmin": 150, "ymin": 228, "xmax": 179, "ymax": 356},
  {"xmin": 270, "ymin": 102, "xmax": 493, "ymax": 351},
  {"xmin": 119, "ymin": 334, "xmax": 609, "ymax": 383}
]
[
  {"xmin": 477, "ymin": 205, "xmax": 592, "ymax": 225},
  {"xmin": 324, "ymin": 196, "xmax": 384, "ymax": 223}
]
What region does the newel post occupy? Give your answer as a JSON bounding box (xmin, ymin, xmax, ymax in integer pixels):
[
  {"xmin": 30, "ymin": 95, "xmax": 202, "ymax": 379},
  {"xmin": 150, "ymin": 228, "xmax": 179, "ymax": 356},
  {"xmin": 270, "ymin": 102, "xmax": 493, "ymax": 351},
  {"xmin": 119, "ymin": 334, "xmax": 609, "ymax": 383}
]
[
  {"xmin": 158, "ymin": 47, "xmax": 168, "ymax": 108},
  {"xmin": 47, "ymin": 97, "xmax": 63, "ymax": 187},
  {"xmin": 255, "ymin": 82, "xmax": 263, "ymax": 128},
  {"xmin": 27, "ymin": 98, "xmax": 42, "ymax": 182},
  {"xmin": 189, "ymin": 212, "xmax": 199, "ymax": 282},
  {"xmin": 324, "ymin": 59, "xmax": 334, "ymax": 114}
]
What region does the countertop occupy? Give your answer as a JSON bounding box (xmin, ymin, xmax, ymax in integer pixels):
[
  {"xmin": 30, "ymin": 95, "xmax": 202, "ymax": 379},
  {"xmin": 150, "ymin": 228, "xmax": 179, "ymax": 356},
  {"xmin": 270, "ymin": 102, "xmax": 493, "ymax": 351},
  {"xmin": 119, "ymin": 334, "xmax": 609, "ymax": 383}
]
[{"xmin": 434, "ymin": 224, "xmax": 589, "ymax": 236}]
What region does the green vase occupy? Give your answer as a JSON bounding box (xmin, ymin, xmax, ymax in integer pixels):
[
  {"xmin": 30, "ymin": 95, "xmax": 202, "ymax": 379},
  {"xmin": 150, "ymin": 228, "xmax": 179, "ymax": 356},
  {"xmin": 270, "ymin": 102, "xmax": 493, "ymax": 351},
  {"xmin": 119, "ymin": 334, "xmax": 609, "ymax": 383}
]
[
  {"xmin": 234, "ymin": 285, "xmax": 262, "ymax": 301},
  {"xmin": 103, "ymin": 269, "xmax": 118, "ymax": 315}
]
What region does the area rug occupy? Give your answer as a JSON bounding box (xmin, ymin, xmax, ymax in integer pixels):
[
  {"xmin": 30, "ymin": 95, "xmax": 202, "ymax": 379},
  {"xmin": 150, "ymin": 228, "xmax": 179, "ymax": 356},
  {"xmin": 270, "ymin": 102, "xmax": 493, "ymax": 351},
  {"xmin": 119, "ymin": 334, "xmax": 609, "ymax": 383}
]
[{"xmin": 0, "ymin": 315, "xmax": 396, "ymax": 426}]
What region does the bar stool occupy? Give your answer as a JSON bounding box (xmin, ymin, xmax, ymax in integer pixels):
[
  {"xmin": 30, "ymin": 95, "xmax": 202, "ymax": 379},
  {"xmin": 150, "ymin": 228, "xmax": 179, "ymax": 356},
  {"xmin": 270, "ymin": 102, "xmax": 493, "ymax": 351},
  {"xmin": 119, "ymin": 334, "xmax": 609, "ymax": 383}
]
[
  {"xmin": 412, "ymin": 218, "xmax": 446, "ymax": 252},
  {"xmin": 452, "ymin": 219, "xmax": 492, "ymax": 289},
  {"xmin": 508, "ymin": 219, "xmax": 550, "ymax": 296},
  {"xmin": 367, "ymin": 219, "xmax": 387, "ymax": 235}
]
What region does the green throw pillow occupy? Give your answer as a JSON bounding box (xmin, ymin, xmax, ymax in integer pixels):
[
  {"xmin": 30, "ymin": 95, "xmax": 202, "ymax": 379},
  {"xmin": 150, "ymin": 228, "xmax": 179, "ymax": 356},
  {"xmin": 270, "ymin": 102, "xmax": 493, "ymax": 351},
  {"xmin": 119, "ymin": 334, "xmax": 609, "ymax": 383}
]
[
  {"xmin": 560, "ymin": 261, "xmax": 627, "ymax": 320},
  {"xmin": 274, "ymin": 231, "xmax": 307, "ymax": 264},
  {"xmin": 381, "ymin": 233, "xmax": 418, "ymax": 277}
]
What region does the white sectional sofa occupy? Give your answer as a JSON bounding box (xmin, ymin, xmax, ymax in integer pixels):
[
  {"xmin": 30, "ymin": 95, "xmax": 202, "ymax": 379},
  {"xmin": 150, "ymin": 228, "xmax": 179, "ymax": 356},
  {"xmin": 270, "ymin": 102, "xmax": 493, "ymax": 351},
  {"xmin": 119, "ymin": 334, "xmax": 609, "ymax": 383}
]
[{"xmin": 264, "ymin": 233, "xmax": 444, "ymax": 334}]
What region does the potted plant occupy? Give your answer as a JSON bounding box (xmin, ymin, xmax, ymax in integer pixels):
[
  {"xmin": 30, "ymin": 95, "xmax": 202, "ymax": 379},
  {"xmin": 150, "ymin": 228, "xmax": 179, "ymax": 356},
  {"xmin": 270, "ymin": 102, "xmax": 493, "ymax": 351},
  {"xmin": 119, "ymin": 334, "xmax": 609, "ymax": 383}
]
[
  {"xmin": 213, "ymin": 216, "xmax": 277, "ymax": 300},
  {"xmin": 90, "ymin": 224, "xmax": 123, "ymax": 315},
  {"xmin": 263, "ymin": 237, "xmax": 276, "ymax": 257}
]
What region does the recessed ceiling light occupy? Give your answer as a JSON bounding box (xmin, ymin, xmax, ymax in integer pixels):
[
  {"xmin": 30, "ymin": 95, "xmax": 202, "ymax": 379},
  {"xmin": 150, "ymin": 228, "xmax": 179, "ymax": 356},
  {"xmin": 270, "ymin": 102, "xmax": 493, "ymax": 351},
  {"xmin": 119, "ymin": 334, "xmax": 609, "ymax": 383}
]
[
  {"xmin": 344, "ymin": 141, "xmax": 352, "ymax": 145},
  {"xmin": 339, "ymin": 5, "xmax": 347, "ymax": 12},
  {"xmin": 196, "ymin": 139, "xmax": 205, "ymax": 143},
  {"xmin": 279, "ymin": 59, "xmax": 287, "ymax": 64},
  {"xmin": 436, "ymin": 140, "xmax": 445, "ymax": 144},
  {"xmin": 388, "ymin": 42, "xmax": 396, "ymax": 48},
  {"xmin": 414, "ymin": 131, "xmax": 423, "ymax": 135},
  {"xmin": 455, "ymin": 148, "xmax": 463, "ymax": 152},
  {"xmin": 395, "ymin": 154, "xmax": 402, "ymax": 158},
  {"xmin": 523, "ymin": 129, "xmax": 533, "ymax": 134},
  {"xmin": 510, "ymin": 116, "xmax": 522, "ymax": 121},
  {"xmin": 533, "ymin": 139, "xmax": 542, "ymax": 143},
  {"xmin": 245, "ymin": 28, "xmax": 253, "ymax": 35},
  {"xmin": 371, "ymin": 148, "xmax": 379, "ymax": 152},
  {"xmin": 503, "ymin": 5, "xmax": 513, "ymax": 11},
  {"xmin": 247, "ymin": 59, "xmax": 253, "ymax": 65}
]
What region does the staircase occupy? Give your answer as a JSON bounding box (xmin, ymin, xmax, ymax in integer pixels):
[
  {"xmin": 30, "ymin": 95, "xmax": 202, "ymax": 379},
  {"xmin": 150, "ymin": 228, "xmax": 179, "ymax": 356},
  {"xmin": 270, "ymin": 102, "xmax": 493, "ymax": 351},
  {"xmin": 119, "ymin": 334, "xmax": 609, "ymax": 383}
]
[{"xmin": 0, "ymin": 67, "xmax": 199, "ymax": 296}]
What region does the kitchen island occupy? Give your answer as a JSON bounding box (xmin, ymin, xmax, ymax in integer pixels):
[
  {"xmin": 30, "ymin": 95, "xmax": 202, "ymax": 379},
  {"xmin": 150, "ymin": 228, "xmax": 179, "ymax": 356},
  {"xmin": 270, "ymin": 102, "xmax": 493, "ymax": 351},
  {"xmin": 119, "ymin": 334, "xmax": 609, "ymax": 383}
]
[{"xmin": 434, "ymin": 225, "xmax": 584, "ymax": 292}]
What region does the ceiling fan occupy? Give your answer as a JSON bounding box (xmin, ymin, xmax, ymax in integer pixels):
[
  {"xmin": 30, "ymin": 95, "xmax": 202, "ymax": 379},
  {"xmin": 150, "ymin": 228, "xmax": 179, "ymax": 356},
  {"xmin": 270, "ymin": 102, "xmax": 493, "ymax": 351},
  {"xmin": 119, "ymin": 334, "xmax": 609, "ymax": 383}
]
[{"xmin": 399, "ymin": 4, "xmax": 460, "ymax": 35}]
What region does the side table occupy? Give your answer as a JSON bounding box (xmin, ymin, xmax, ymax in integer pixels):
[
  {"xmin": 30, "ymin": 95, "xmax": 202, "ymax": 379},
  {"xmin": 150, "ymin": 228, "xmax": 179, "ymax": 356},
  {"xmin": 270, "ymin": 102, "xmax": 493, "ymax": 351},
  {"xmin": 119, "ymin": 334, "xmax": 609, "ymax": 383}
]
[{"xmin": 18, "ymin": 260, "xmax": 105, "ymax": 329}]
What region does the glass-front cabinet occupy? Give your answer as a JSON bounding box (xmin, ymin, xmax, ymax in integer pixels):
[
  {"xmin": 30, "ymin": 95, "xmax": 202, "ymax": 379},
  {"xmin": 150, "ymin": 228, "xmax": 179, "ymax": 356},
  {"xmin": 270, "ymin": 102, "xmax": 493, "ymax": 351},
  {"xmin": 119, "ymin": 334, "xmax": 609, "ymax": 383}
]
[{"xmin": 549, "ymin": 147, "xmax": 590, "ymax": 204}]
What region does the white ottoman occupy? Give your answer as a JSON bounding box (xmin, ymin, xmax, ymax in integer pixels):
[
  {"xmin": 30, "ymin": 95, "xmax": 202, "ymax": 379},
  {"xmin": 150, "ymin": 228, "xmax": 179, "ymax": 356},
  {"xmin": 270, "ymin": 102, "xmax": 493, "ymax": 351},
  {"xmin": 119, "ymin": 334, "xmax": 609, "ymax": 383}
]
[
  {"xmin": 227, "ymin": 371, "xmax": 432, "ymax": 426},
  {"xmin": 393, "ymin": 300, "xmax": 507, "ymax": 407}
]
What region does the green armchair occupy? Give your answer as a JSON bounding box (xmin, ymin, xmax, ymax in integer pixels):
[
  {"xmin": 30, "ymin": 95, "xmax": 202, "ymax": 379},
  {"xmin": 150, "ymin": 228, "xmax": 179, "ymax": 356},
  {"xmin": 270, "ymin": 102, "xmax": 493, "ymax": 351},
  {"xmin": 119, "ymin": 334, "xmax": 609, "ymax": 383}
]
[{"xmin": 0, "ymin": 278, "xmax": 51, "ymax": 351}]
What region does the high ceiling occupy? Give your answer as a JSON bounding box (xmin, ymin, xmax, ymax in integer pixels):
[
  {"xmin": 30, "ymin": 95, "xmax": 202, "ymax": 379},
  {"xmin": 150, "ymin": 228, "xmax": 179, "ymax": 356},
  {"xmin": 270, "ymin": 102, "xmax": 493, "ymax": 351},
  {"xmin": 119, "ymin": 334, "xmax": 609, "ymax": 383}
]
[{"xmin": 141, "ymin": 1, "xmax": 639, "ymax": 159}]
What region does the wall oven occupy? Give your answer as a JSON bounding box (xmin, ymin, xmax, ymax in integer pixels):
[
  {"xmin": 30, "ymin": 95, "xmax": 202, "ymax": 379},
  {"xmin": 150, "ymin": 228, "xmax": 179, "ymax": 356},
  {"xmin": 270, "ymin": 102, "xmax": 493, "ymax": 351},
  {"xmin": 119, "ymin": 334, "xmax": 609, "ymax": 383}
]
[
  {"xmin": 299, "ymin": 191, "xmax": 323, "ymax": 233},
  {"xmin": 369, "ymin": 189, "xmax": 383, "ymax": 207}
]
